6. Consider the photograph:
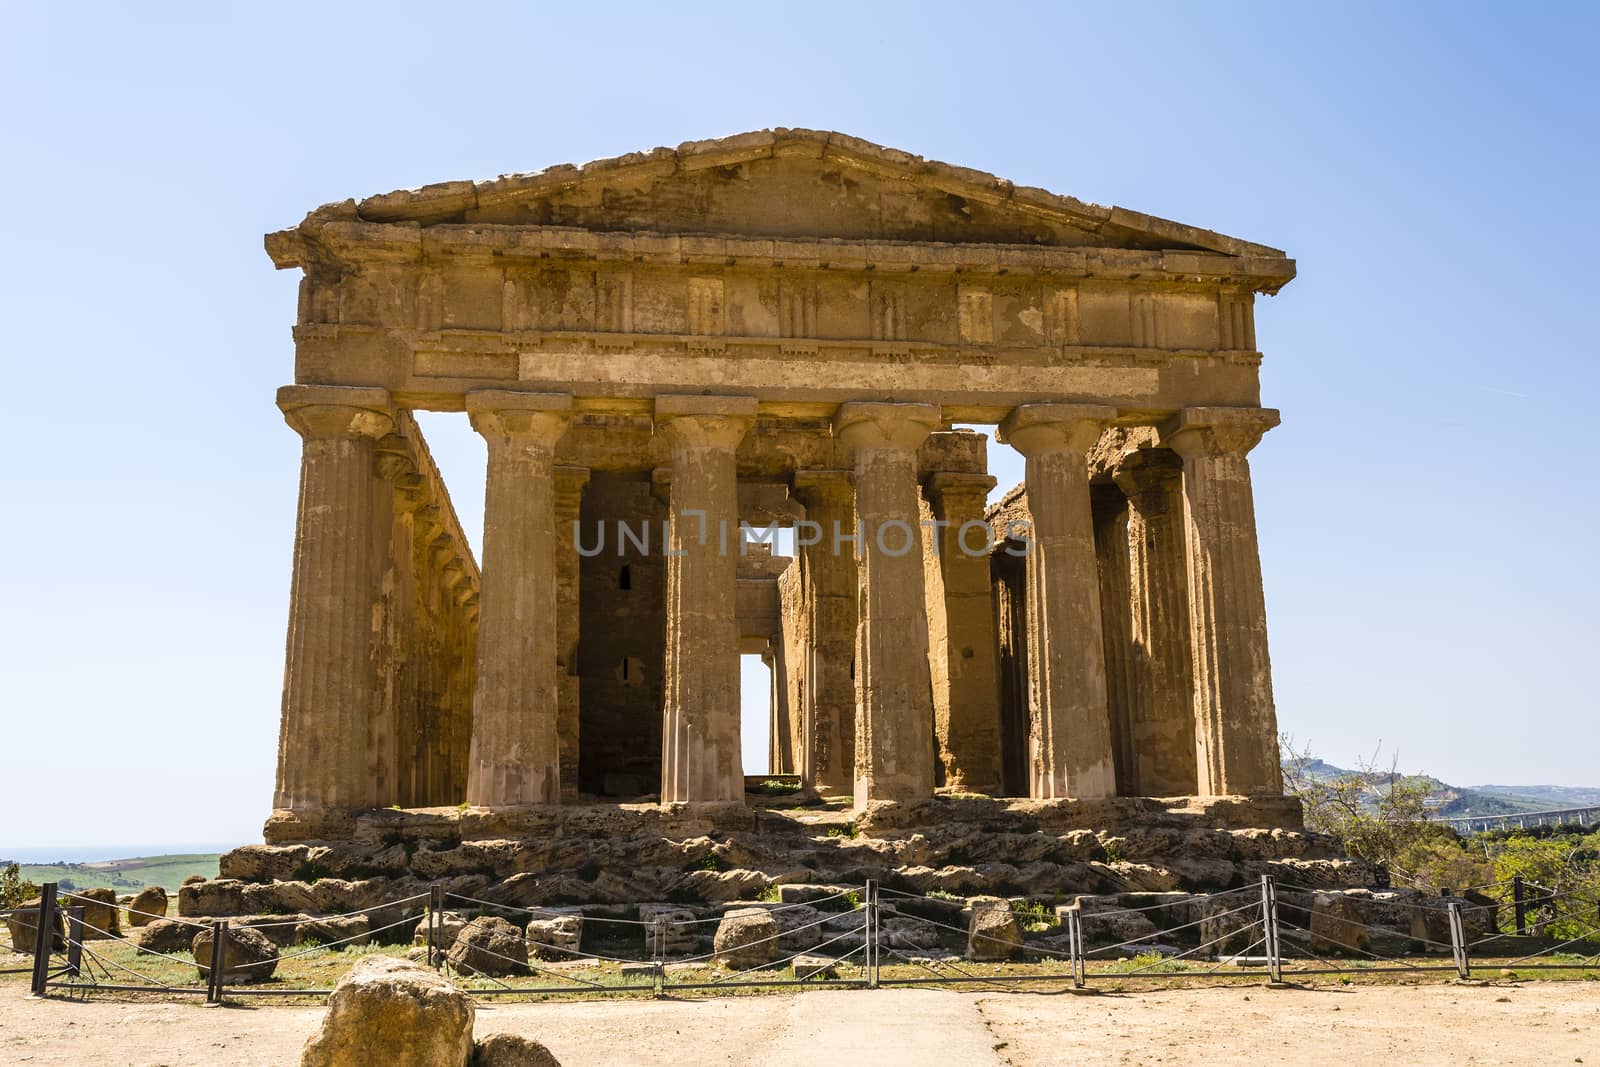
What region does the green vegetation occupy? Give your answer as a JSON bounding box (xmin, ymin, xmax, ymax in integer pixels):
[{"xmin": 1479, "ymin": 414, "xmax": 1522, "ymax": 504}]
[
  {"xmin": 1010, "ymin": 899, "xmax": 1057, "ymax": 933},
  {"xmin": 1283, "ymin": 739, "xmax": 1600, "ymax": 939},
  {"xmin": 8, "ymin": 854, "xmax": 222, "ymax": 893},
  {"xmin": 2, "ymin": 864, "xmax": 38, "ymax": 908}
]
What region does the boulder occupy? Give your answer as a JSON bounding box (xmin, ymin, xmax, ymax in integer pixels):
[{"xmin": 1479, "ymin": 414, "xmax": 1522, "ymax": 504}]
[
  {"xmin": 1199, "ymin": 895, "xmax": 1262, "ymax": 956},
  {"xmin": 793, "ymin": 954, "xmax": 837, "ymax": 980},
  {"xmin": 297, "ymin": 915, "xmax": 373, "ymax": 950},
  {"xmin": 6, "ymin": 903, "xmax": 65, "ymax": 954},
  {"xmin": 713, "ymin": 907, "xmax": 780, "ymax": 969},
  {"xmin": 447, "ymin": 916, "xmax": 527, "ymax": 977},
  {"xmin": 66, "ymin": 887, "xmax": 120, "ymax": 940},
  {"xmin": 127, "ymin": 886, "xmax": 169, "ymax": 927},
  {"xmin": 1310, "ymin": 892, "xmax": 1371, "ymax": 955},
  {"xmin": 966, "ymin": 897, "xmax": 1021, "ymax": 961},
  {"xmin": 301, "ymin": 955, "xmax": 474, "ymax": 1067},
  {"xmin": 412, "ymin": 911, "xmax": 472, "ymax": 950},
  {"xmin": 135, "ymin": 918, "xmax": 204, "ymax": 957},
  {"xmin": 525, "ymin": 916, "xmax": 582, "ymax": 960},
  {"xmin": 472, "ymin": 1033, "xmax": 562, "ymax": 1067},
  {"xmin": 637, "ymin": 904, "xmax": 700, "ymax": 955},
  {"xmin": 1064, "ymin": 899, "xmax": 1160, "ymax": 949},
  {"xmin": 192, "ymin": 924, "xmax": 280, "ymax": 984},
  {"xmin": 1410, "ymin": 897, "xmax": 1489, "ymax": 952}
]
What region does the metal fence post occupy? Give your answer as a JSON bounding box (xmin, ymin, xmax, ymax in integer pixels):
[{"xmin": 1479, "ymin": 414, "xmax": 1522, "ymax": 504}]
[
  {"xmin": 65, "ymin": 906, "xmax": 85, "ymax": 979},
  {"xmin": 1260, "ymin": 875, "xmax": 1283, "ymax": 985},
  {"xmin": 1068, "ymin": 906, "xmax": 1085, "ymax": 989},
  {"xmin": 427, "ymin": 883, "xmax": 444, "ymax": 968},
  {"xmin": 204, "ymin": 920, "xmax": 228, "ymax": 1006},
  {"xmin": 652, "ymin": 915, "xmax": 666, "ymax": 998},
  {"xmin": 865, "ymin": 880, "xmax": 879, "ymax": 989},
  {"xmin": 1447, "ymin": 901, "xmax": 1470, "ymax": 979},
  {"xmin": 28, "ymin": 882, "xmax": 58, "ymax": 997},
  {"xmin": 1512, "ymin": 875, "xmax": 1526, "ymax": 936}
]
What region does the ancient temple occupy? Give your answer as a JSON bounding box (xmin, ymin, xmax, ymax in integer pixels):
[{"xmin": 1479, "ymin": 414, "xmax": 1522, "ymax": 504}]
[{"xmin": 263, "ymin": 129, "xmax": 1294, "ymax": 841}]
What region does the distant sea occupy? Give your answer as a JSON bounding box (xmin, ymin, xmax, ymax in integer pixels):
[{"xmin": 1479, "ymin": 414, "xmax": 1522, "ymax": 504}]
[{"xmin": 0, "ymin": 843, "xmax": 241, "ymax": 864}]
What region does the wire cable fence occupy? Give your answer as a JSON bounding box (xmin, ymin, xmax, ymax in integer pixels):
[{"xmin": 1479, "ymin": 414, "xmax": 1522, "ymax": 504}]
[{"xmin": 11, "ymin": 874, "xmax": 1600, "ymax": 1004}]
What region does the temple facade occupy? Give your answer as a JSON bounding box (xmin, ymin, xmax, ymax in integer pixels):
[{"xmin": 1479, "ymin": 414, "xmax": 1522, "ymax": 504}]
[{"xmin": 264, "ymin": 130, "xmax": 1293, "ymax": 833}]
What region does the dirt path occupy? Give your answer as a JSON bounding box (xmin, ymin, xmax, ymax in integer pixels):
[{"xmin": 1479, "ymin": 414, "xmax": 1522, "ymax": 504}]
[{"xmin": 2, "ymin": 983, "xmax": 1596, "ymax": 1066}]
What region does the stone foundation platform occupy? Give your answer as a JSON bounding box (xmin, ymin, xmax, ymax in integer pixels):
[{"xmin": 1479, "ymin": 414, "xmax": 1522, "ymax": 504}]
[{"xmin": 180, "ymin": 795, "xmax": 1377, "ymax": 919}]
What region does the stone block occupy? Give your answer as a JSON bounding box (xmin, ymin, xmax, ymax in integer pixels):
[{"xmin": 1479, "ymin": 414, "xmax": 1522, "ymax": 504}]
[
  {"xmin": 192, "ymin": 924, "xmax": 279, "ymax": 984},
  {"xmin": 447, "ymin": 916, "xmax": 527, "ymax": 977},
  {"xmin": 7, "ymin": 904, "xmax": 64, "ymax": 954},
  {"xmin": 713, "ymin": 907, "xmax": 780, "ymax": 969},
  {"xmin": 966, "ymin": 897, "xmax": 1021, "ymax": 960},
  {"xmin": 301, "ymin": 956, "xmax": 474, "ymax": 1067},
  {"xmin": 127, "ymin": 886, "xmax": 169, "ymax": 927},
  {"xmin": 525, "ymin": 915, "xmax": 583, "ymax": 959},
  {"xmin": 66, "ymin": 887, "xmax": 120, "ymax": 940}
]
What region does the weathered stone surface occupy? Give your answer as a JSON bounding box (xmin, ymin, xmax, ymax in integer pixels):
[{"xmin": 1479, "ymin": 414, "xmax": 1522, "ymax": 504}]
[
  {"xmin": 1409, "ymin": 897, "xmax": 1489, "ymax": 952},
  {"xmin": 7, "ymin": 904, "xmax": 64, "ymax": 954},
  {"xmin": 1310, "ymin": 892, "xmax": 1371, "ymax": 955},
  {"xmin": 412, "ymin": 911, "xmax": 472, "ymax": 949},
  {"xmin": 1199, "ymin": 895, "xmax": 1262, "ymax": 955},
  {"xmin": 713, "ymin": 907, "xmax": 780, "ymax": 969},
  {"xmin": 135, "ymin": 918, "xmax": 204, "ymax": 956},
  {"xmin": 525, "ymin": 915, "xmax": 582, "ymax": 959},
  {"xmin": 447, "ymin": 916, "xmax": 527, "ymax": 977},
  {"xmin": 966, "ymin": 897, "xmax": 1022, "ymax": 960},
  {"xmin": 793, "ymin": 954, "xmax": 838, "ymax": 980},
  {"xmin": 637, "ymin": 905, "xmax": 700, "ymax": 955},
  {"xmin": 192, "ymin": 924, "xmax": 280, "ymax": 984},
  {"xmin": 66, "ymin": 887, "xmax": 120, "ymax": 940},
  {"xmin": 297, "ymin": 915, "xmax": 373, "ymax": 949},
  {"xmin": 127, "ymin": 886, "xmax": 169, "ymax": 927},
  {"xmin": 300, "ymin": 955, "xmax": 473, "ymax": 1067},
  {"xmin": 472, "ymin": 1033, "xmax": 561, "ymax": 1067}
]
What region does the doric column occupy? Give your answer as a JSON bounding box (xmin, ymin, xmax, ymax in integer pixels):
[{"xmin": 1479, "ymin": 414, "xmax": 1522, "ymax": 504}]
[
  {"xmin": 998, "ymin": 403, "xmax": 1119, "ymax": 799},
  {"xmin": 464, "ymin": 390, "xmax": 572, "ymax": 807},
  {"xmin": 274, "ymin": 384, "xmax": 394, "ymax": 813},
  {"xmin": 657, "ymin": 395, "xmax": 757, "ymax": 804},
  {"xmin": 835, "ymin": 402, "xmax": 941, "ymax": 808},
  {"xmin": 790, "ymin": 471, "xmax": 858, "ymax": 795},
  {"xmin": 924, "ymin": 472, "xmax": 1003, "ymax": 794},
  {"xmin": 1091, "ymin": 484, "xmax": 1136, "ymax": 794},
  {"xmin": 1162, "ymin": 407, "xmax": 1282, "ymax": 796},
  {"xmin": 1113, "ymin": 449, "xmax": 1198, "ymax": 796},
  {"xmin": 553, "ymin": 465, "xmax": 589, "ymax": 802}
]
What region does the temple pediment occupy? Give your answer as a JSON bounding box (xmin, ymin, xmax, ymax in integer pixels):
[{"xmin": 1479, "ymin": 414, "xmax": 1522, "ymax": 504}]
[{"xmin": 268, "ymin": 129, "xmax": 1286, "ymax": 264}]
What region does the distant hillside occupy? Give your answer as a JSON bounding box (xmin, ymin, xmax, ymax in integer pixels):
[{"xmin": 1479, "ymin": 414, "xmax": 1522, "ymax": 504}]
[
  {"xmin": 1469, "ymin": 784, "xmax": 1600, "ymax": 809},
  {"xmin": 1284, "ymin": 758, "xmax": 1590, "ymax": 820},
  {"xmin": 4, "ymin": 853, "xmax": 221, "ymax": 892}
]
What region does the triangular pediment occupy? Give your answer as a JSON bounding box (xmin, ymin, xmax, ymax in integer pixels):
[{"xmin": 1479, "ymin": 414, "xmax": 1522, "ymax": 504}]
[{"xmin": 284, "ymin": 130, "xmax": 1284, "ymax": 260}]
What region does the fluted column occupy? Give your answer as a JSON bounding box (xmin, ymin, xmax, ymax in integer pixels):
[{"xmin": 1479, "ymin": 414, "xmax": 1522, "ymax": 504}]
[
  {"xmin": 1113, "ymin": 449, "xmax": 1198, "ymax": 796},
  {"xmin": 553, "ymin": 466, "xmax": 589, "ymax": 802},
  {"xmin": 924, "ymin": 472, "xmax": 1003, "ymax": 794},
  {"xmin": 657, "ymin": 395, "xmax": 757, "ymax": 804},
  {"xmin": 998, "ymin": 403, "xmax": 1118, "ymax": 799},
  {"xmin": 464, "ymin": 390, "xmax": 572, "ymax": 807},
  {"xmin": 1163, "ymin": 407, "xmax": 1282, "ymax": 796},
  {"xmin": 790, "ymin": 471, "xmax": 858, "ymax": 796},
  {"xmin": 274, "ymin": 384, "xmax": 394, "ymax": 813},
  {"xmin": 835, "ymin": 402, "xmax": 941, "ymax": 808}
]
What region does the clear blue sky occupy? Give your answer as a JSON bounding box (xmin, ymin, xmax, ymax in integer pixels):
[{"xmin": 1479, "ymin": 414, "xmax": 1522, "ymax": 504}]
[{"xmin": 2, "ymin": 2, "xmax": 1595, "ymax": 852}]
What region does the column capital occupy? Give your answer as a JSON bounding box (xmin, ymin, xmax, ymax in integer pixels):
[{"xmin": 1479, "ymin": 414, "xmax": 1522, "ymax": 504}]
[
  {"xmin": 833, "ymin": 401, "xmax": 941, "ymax": 453},
  {"xmin": 655, "ymin": 394, "xmax": 757, "ymax": 449},
  {"xmin": 1111, "ymin": 447, "xmax": 1184, "ymax": 496},
  {"xmin": 1160, "ymin": 406, "xmax": 1279, "ymax": 459},
  {"xmin": 792, "ymin": 468, "xmax": 854, "ymax": 502},
  {"xmin": 466, "ymin": 390, "xmax": 572, "ymax": 443},
  {"xmin": 997, "ymin": 403, "xmax": 1116, "ymax": 458},
  {"xmin": 925, "ymin": 471, "xmax": 997, "ymax": 501},
  {"xmin": 277, "ymin": 384, "xmax": 393, "ymax": 441}
]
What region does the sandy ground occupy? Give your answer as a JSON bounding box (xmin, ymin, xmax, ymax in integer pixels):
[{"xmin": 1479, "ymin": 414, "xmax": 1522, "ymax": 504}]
[{"xmin": 2, "ymin": 983, "xmax": 1597, "ymax": 1066}]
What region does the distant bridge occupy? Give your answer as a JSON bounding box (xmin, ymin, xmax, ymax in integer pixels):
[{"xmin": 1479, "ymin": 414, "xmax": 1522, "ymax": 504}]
[{"xmin": 1436, "ymin": 804, "xmax": 1600, "ymax": 834}]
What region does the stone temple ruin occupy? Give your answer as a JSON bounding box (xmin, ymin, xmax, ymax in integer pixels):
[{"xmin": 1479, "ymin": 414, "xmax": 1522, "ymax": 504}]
[{"xmin": 192, "ymin": 130, "xmax": 1370, "ymax": 925}]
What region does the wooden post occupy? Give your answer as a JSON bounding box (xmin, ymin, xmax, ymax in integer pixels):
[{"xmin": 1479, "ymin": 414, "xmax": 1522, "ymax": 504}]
[
  {"xmin": 427, "ymin": 884, "xmax": 444, "ymax": 968},
  {"xmin": 27, "ymin": 882, "xmax": 57, "ymax": 997},
  {"xmin": 1513, "ymin": 875, "xmax": 1526, "ymax": 935}
]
